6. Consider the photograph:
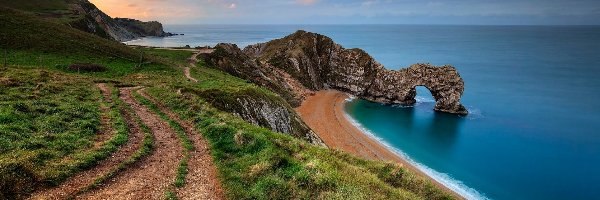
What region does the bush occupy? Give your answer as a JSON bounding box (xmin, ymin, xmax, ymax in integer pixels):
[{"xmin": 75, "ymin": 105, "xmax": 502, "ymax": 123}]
[{"xmin": 67, "ymin": 63, "xmax": 107, "ymax": 72}]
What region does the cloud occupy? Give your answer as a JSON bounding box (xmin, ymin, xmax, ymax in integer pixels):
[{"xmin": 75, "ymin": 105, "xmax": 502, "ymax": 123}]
[{"xmin": 227, "ymin": 3, "xmax": 237, "ymax": 9}]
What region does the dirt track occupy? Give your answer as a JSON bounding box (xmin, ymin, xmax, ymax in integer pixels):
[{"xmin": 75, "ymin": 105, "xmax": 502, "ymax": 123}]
[
  {"xmin": 27, "ymin": 84, "xmax": 145, "ymax": 200},
  {"xmin": 139, "ymin": 89, "xmax": 223, "ymax": 200},
  {"xmin": 77, "ymin": 87, "xmax": 183, "ymax": 200}
]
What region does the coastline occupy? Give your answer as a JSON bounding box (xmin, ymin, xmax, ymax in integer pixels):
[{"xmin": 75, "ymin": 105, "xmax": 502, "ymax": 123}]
[{"xmin": 295, "ymin": 90, "xmax": 465, "ymax": 199}]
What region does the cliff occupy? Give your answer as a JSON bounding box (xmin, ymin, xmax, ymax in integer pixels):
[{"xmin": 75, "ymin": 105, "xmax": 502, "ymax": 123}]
[
  {"xmin": 205, "ymin": 30, "xmax": 468, "ymax": 115},
  {"xmin": 114, "ymin": 18, "xmax": 175, "ymax": 38},
  {"xmin": 0, "ymin": 0, "xmax": 173, "ymax": 42},
  {"xmin": 186, "ymin": 87, "xmax": 325, "ymax": 145}
]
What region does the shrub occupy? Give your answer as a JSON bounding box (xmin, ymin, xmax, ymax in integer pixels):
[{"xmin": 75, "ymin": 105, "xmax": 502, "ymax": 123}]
[{"xmin": 67, "ymin": 63, "xmax": 107, "ymax": 72}]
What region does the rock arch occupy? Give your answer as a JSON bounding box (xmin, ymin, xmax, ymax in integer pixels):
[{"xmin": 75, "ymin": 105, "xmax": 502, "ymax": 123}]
[
  {"xmin": 206, "ymin": 30, "xmax": 468, "ymax": 115},
  {"xmin": 360, "ymin": 63, "xmax": 467, "ymax": 115}
]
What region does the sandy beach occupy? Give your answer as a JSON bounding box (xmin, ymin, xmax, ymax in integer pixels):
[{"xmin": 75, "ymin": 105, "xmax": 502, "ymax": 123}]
[{"xmin": 296, "ymin": 90, "xmax": 463, "ymax": 199}]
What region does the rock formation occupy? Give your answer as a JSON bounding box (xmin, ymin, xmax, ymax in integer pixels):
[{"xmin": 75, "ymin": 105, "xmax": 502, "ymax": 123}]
[
  {"xmin": 187, "ymin": 88, "xmax": 325, "ymax": 145},
  {"xmin": 68, "ymin": 1, "xmax": 174, "ymax": 41},
  {"xmin": 114, "ymin": 18, "xmax": 176, "ymax": 38},
  {"xmin": 0, "ymin": 0, "xmax": 174, "ymax": 42},
  {"xmin": 204, "ymin": 30, "xmax": 468, "ymax": 115}
]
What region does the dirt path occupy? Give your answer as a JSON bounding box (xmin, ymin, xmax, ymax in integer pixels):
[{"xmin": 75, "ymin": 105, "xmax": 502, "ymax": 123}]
[
  {"xmin": 138, "ymin": 89, "xmax": 223, "ymax": 200},
  {"xmin": 183, "ymin": 50, "xmax": 204, "ymax": 83},
  {"xmin": 184, "ymin": 67, "xmax": 198, "ymax": 82},
  {"xmin": 27, "ymin": 84, "xmax": 145, "ymax": 200},
  {"xmin": 77, "ymin": 87, "xmax": 184, "ymax": 200}
]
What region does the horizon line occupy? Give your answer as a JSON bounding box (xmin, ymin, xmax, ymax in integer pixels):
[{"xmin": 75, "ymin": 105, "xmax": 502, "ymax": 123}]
[{"xmin": 163, "ymin": 23, "xmax": 600, "ymax": 26}]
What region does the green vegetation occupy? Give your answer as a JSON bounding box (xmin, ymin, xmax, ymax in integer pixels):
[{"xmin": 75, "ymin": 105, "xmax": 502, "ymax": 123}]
[
  {"xmin": 74, "ymin": 85, "xmax": 155, "ymax": 198},
  {"xmin": 0, "ymin": 0, "xmax": 113, "ymax": 39},
  {"xmin": 0, "ymin": 68, "xmax": 129, "ymax": 198},
  {"xmin": 0, "ymin": 7, "xmax": 177, "ymax": 79},
  {"xmin": 144, "ymin": 84, "xmax": 454, "ymax": 200},
  {"xmin": 0, "ymin": 6, "xmax": 455, "ymax": 200}
]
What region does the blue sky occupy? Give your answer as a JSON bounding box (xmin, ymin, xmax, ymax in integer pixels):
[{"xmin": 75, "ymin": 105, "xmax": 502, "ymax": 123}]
[{"xmin": 92, "ymin": 0, "xmax": 600, "ymax": 25}]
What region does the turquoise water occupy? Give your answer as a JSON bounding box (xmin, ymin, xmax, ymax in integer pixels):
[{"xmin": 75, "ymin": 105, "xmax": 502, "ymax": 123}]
[{"xmin": 128, "ymin": 25, "xmax": 600, "ymax": 199}]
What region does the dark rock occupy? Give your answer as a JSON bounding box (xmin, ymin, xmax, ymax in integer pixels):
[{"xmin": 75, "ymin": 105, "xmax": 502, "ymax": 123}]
[
  {"xmin": 114, "ymin": 18, "xmax": 173, "ymax": 38},
  {"xmin": 187, "ymin": 87, "xmax": 325, "ymax": 145},
  {"xmin": 205, "ymin": 30, "xmax": 468, "ymax": 115}
]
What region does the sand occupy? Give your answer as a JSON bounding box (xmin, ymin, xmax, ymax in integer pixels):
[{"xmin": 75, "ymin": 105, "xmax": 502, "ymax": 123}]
[{"xmin": 296, "ymin": 90, "xmax": 463, "ymax": 199}]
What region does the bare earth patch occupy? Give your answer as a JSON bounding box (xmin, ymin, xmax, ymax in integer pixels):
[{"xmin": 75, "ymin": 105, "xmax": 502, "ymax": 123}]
[
  {"xmin": 138, "ymin": 88, "xmax": 223, "ymax": 200},
  {"xmin": 77, "ymin": 87, "xmax": 183, "ymax": 200}
]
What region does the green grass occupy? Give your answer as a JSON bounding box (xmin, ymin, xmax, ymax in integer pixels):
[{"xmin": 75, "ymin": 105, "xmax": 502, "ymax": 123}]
[
  {"xmin": 144, "ymin": 86, "xmax": 455, "ymax": 200},
  {"xmin": 4, "ymin": 50, "xmax": 173, "ymax": 78},
  {"xmin": 0, "ymin": 69, "xmax": 128, "ymax": 198},
  {"xmin": 0, "ymin": 8, "xmax": 180, "ymax": 79},
  {"xmin": 75, "ymin": 86, "xmax": 155, "ymax": 197},
  {"xmin": 141, "ymin": 48, "xmax": 195, "ymax": 67},
  {"xmin": 0, "ymin": 0, "xmax": 71, "ymax": 13}
]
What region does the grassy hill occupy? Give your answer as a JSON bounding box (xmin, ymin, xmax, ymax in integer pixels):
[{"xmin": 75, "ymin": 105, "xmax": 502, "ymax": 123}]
[
  {"xmin": 0, "ymin": 7, "xmax": 174, "ymax": 78},
  {"xmin": 0, "ymin": 0, "xmax": 116, "ymax": 39},
  {"xmin": 0, "ymin": 7, "xmax": 456, "ymax": 200}
]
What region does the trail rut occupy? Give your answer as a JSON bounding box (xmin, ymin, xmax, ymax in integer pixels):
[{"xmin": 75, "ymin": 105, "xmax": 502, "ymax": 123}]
[
  {"xmin": 27, "ymin": 84, "xmax": 145, "ymax": 200},
  {"xmin": 138, "ymin": 89, "xmax": 223, "ymax": 200},
  {"xmin": 77, "ymin": 87, "xmax": 183, "ymax": 200}
]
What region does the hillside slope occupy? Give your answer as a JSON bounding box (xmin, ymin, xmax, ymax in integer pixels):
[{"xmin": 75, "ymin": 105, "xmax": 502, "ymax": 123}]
[
  {"xmin": 0, "ymin": 8, "xmax": 458, "ymax": 200},
  {"xmin": 0, "ymin": 0, "xmax": 172, "ymax": 41}
]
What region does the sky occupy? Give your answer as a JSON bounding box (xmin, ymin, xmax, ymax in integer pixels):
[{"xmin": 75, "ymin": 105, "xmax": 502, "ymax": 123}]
[{"xmin": 89, "ymin": 0, "xmax": 600, "ymax": 25}]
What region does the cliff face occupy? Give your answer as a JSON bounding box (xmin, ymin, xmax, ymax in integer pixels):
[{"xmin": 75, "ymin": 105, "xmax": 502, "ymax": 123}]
[
  {"xmin": 205, "ymin": 30, "xmax": 468, "ymax": 115},
  {"xmin": 114, "ymin": 18, "xmax": 174, "ymax": 38},
  {"xmin": 0, "ymin": 0, "xmax": 172, "ymax": 42},
  {"xmin": 68, "ymin": 0, "xmax": 137, "ymax": 41},
  {"xmin": 188, "ymin": 87, "xmax": 325, "ymax": 145},
  {"xmin": 69, "ymin": 1, "xmax": 172, "ymax": 41}
]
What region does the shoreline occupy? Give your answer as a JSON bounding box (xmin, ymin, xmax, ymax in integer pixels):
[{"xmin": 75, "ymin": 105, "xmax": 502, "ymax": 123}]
[{"xmin": 296, "ymin": 90, "xmax": 465, "ymax": 199}]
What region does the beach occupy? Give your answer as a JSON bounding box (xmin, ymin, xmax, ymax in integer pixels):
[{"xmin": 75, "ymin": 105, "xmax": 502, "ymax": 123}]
[{"xmin": 295, "ymin": 90, "xmax": 463, "ymax": 199}]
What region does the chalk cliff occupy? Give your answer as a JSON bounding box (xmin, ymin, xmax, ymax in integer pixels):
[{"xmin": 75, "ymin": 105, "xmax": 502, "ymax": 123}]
[{"xmin": 204, "ymin": 30, "xmax": 468, "ymax": 115}]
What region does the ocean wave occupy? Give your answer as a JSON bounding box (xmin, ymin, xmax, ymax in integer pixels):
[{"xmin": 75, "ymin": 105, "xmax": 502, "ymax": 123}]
[
  {"xmin": 344, "ymin": 95, "xmax": 357, "ymax": 102},
  {"xmin": 342, "ymin": 110, "xmax": 489, "ymax": 200},
  {"xmin": 415, "ymin": 96, "xmax": 435, "ymax": 104}
]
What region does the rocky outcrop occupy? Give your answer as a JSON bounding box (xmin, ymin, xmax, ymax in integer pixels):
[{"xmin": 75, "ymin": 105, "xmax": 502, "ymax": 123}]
[
  {"xmin": 187, "ymin": 88, "xmax": 325, "ymax": 145},
  {"xmin": 68, "ymin": 1, "xmax": 174, "ymax": 41},
  {"xmin": 205, "ymin": 30, "xmax": 468, "ymax": 115},
  {"xmin": 67, "ymin": 0, "xmax": 137, "ymax": 41},
  {"xmin": 114, "ymin": 18, "xmax": 175, "ymax": 38}
]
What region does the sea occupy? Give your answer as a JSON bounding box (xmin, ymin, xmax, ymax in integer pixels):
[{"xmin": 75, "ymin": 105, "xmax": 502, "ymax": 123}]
[{"xmin": 126, "ymin": 25, "xmax": 600, "ymax": 200}]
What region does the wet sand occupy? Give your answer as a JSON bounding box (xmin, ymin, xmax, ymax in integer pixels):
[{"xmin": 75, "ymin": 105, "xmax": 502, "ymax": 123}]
[{"xmin": 296, "ymin": 90, "xmax": 463, "ymax": 199}]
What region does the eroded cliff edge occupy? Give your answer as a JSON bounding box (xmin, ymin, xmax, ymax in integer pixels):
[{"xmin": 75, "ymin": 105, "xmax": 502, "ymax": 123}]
[
  {"xmin": 0, "ymin": 0, "xmax": 173, "ymax": 42},
  {"xmin": 204, "ymin": 30, "xmax": 468, "ymax": 115}
]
